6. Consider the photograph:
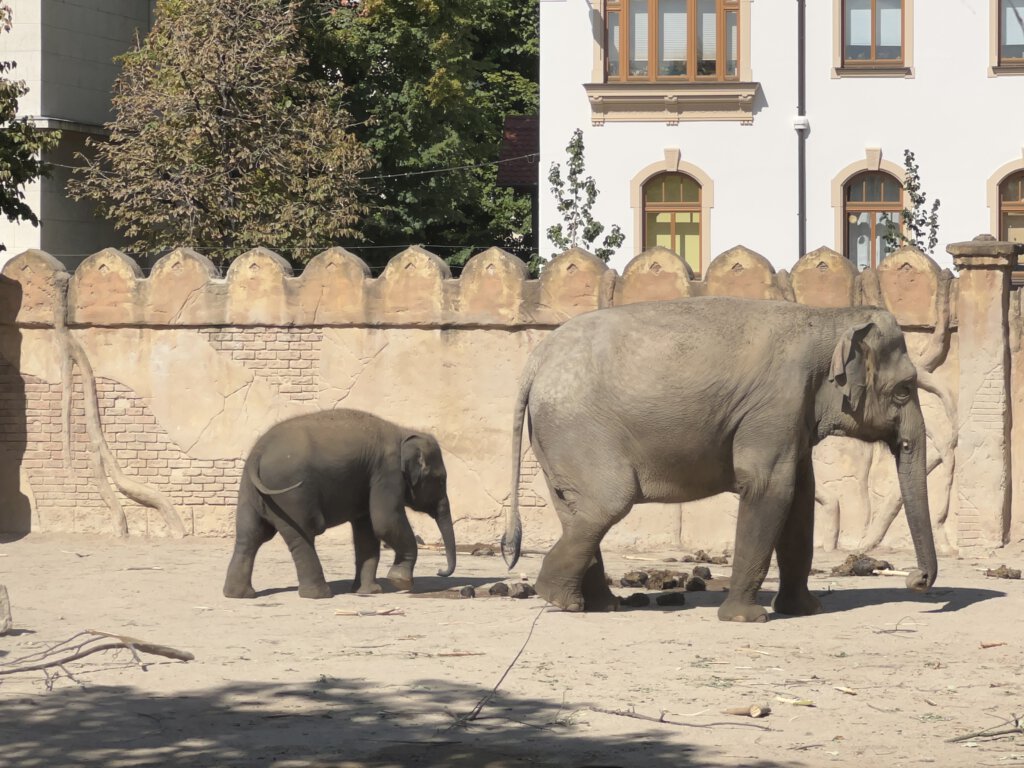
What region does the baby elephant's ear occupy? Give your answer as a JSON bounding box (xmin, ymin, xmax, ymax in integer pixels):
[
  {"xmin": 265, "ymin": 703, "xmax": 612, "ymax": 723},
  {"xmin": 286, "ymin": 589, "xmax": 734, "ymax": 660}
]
[
  {"xmin": 828, "ymin": 321, "xmax": 874, "ymax": 413},
  {"xmin": 400, "ymin": 434, "xmax": 430, "ymax": 485}
]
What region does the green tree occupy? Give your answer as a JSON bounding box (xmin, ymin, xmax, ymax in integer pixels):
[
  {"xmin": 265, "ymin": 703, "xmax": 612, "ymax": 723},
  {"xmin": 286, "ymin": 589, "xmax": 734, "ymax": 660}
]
[
  {"xmin": 883, "ymin": 149, "xmax": 941, "ymax": 256},
  {"xmin": 0, "ymin": 4, "xmax": 60, "ymax": 252},
  {"xmin": 69, "ymin": 0, "xmax": 373, "ymax": 265},
  {"xmin": 301, "ymin": 0, "xmax": 538, "ymax": 267},
  {"xmin": 546, "ymin": 129, "xmax": 624, "ymax": 263}
]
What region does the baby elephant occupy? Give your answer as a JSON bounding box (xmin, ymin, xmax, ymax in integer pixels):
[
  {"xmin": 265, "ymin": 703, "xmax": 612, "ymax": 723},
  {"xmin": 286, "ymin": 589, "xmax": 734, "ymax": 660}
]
[{"xmin": 223, "ymin": 409, "xmax": 456, "ymax": 599}]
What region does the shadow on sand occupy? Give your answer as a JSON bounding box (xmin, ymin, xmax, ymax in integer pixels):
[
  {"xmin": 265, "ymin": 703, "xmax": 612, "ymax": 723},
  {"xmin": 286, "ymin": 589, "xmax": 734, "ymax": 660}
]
[{"xmin": 0, "ymin": 674, "xmax": 801, "ymax": 768}]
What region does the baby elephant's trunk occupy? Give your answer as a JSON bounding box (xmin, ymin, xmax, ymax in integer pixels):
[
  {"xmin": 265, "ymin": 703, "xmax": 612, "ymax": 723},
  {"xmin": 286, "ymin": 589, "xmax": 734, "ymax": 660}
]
[{"xmin": 435, "ymin": 497, "xmax": 457, "ymax": 577}]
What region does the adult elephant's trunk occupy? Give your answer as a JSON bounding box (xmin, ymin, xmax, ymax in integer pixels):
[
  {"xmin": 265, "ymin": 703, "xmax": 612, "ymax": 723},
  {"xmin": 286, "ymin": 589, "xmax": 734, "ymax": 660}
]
[
  {"xmin": 434, "ymin": 497, "xmax": 457, "ymax": 577},
  {"xmin": 893, "ymin": 401, "xmax": 938, "ymax": 592}
]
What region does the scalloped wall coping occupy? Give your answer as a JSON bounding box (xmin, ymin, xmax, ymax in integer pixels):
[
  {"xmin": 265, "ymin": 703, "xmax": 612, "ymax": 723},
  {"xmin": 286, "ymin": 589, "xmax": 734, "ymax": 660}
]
[{"xmin": 0, "ymin": 243, "xmax": 961, "ymax": 329}]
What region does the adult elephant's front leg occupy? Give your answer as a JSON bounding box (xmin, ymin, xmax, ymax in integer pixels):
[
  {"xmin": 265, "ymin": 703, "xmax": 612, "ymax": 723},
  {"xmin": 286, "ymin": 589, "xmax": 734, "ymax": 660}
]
[
  {"xmin": 772, "ymin": 455, "xmax": 822, "ymax": 617},
  {"xmin": 351, "ymin": 515, "xmax": 382, "ymax": 594},
  {"xmin": 718, "ymin": 446, "xmax": 797, "ymax": 623},
  {"xmin": 370, "ymin": 482, "xmax": 418, "ymax": 591}
]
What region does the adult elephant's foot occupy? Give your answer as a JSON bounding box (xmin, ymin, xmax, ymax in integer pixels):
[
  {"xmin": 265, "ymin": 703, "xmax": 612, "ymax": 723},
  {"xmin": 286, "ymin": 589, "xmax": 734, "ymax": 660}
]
[
  {"xmin": 717, "ymin": 598, "xmax": 768, "ymax": 623},
  {"xmin": 534, "ymin": 575, "xmax": 584, "ymax": 612},
  {"xmin": 298, "ymin": 581, "xmax": 333, "ymax": 599},
  {"xmin": 386, "ymin": 565, "xmax": 414, "ymax": 591},
  {"xmin": 581, "ymin": 567, "xmax": 620, "ymax": 612},
  {"xmin": 772, "ymin": 588, "xmax": 822, "ymax": 617},
  {"xmin": 352, "ymin": 580, "xmax": 383, "ymax": 595},
  {"xmin": 223, "ymin": 582, "xmax": 257, "ymax": 599}
]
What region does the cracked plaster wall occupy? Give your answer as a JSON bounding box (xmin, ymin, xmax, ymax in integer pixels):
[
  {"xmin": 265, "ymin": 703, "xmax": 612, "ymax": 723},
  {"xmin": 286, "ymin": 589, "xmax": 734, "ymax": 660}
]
[{"xmin": 0, "ymin": 240, "xmax": 1013, "ymax": 557}]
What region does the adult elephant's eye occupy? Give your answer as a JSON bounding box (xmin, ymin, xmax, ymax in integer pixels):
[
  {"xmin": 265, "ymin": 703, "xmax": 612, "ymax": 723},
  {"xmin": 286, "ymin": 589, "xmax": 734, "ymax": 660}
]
[{"xmin": 893, "ymin": 383, "xmax": 913, "ymax": 404}]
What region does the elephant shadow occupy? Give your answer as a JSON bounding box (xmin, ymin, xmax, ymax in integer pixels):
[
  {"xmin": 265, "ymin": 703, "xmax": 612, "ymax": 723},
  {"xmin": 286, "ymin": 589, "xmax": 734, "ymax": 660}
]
[
  {"xmin": 255, "ymin": 575, "xmax": 499, "ymax": 598},
  {"xmin": 634, "ymin": 584, "xmax": 1005, "ymax": 616}
]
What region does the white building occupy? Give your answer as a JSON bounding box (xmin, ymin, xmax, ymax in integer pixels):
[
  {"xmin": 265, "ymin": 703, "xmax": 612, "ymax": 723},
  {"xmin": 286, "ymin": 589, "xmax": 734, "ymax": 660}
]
[
  {"xmin": 0, "ymin": 1, "xmax": 153, "ymax": 266},
  {"xmin": 540, "ymin": 0, "xmax": 1024, "ymax": 276}
]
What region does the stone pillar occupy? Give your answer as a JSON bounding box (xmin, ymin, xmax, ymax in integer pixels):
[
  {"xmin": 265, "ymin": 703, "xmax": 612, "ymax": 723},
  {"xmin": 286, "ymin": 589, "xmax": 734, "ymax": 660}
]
[{"xmin": 947, "ymin": 235, "xmax": 1021, "ymax": 552}]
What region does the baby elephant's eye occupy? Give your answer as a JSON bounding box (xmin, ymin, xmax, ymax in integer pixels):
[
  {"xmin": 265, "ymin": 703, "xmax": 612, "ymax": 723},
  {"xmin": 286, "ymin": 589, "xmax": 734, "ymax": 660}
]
[{"xmin": 893, "ymin": 383, "xmax": 913, "ymax": 403}]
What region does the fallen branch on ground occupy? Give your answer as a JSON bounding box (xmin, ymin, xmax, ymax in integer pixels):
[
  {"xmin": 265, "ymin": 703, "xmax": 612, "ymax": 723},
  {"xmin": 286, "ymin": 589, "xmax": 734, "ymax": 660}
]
[
  {"xmin": 947, "ymin": 715, "xmax": 1023, "ymax": 743},
  {"xmin": 444, "ymin": 607, "xmax": 545, "ymax": 731},
  {"xmin": 0, "ymin": 629, "xmax": 193, "ymax": 684},
  {"xmin": 587, "ymin": 705, "xmax": 770, "ymax": 730}
]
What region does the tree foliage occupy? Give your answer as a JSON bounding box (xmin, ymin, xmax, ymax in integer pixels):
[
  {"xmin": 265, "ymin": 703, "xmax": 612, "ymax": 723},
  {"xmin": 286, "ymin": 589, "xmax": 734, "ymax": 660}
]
[
  {"xmin": 301, "ymin": 0, "xmax": 538, "ymax": 266},
  {"xmin": 0, "ymin": 4, "xmax": 60, "ymax": 251},
  {"xmin": 884, "ymin": 149, "xmax": 941, "ymax": 256},
  {"xmin": 546, "ymin": 129, "xmax": 624, "ymax": 263},
  {"xmin": 69, "ymin": 0, "xmax": 373, "ymax": 265}
]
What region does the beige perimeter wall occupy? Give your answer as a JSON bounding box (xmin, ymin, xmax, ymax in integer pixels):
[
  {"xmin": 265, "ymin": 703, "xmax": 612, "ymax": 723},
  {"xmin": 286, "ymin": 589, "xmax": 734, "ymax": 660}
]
[{"xmin": 0, "ymin": 237, "xmax": 1019, "ymax": 559}]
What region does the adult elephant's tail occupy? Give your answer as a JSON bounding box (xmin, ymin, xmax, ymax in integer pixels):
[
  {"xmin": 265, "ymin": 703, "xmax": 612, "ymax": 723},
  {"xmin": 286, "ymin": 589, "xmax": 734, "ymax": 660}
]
[{"xmin": 502, "ymin": 351, "xmax": 541, "ymax": 570}]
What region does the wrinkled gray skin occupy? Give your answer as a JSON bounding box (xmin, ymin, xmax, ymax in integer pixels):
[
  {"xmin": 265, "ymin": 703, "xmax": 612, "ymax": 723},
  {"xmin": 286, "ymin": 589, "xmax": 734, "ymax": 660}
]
[
  {"xmin": 224, "ymin": 409, "xmax": 456, "ymax": 599},
  {"xmin": 502, "ymin": 297, "xmax": 937, "ymax": 622}
]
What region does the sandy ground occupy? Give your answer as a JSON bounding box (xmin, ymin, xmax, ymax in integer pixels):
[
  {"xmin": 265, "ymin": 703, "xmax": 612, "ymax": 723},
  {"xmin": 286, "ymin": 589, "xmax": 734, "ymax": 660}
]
[{"xmin": 1, "ymin": 530, "xmax": 1023, "ymax": 768}]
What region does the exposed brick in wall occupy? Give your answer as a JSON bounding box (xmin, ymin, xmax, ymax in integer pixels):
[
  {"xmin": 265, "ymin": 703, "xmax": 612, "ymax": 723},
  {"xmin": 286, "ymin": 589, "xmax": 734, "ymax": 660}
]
[{"xmin": 200, "ymin": 328, "xmax": 322, "ymax": 402}]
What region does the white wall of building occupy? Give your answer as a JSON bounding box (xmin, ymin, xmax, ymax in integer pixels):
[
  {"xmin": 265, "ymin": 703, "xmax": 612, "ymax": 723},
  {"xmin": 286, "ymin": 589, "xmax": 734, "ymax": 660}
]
[
  {"xmin": 0, "ymin": 1, "xmax": 152, "ymax": 265},
  {"xmin": 541, "ymin": 1, "xmax": 1024, "ymax": 274}
]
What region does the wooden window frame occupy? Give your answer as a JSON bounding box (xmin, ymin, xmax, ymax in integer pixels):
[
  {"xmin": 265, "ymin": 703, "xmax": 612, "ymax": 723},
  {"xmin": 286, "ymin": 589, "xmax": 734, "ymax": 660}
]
[
  {"xmin": 999, "ymin": 171, "xmax": 1024, "ymax": 237},
  {"xmin": 843, "ymin": 171, "xmax": 904, "ymax": 270},
  {"xmin": 993, "ymin": 0, "xmax": 1024, "ymax": 73},
  {"xmin": 642, "ymin": 172, "xmax": 703, "ymax": 275},
  {"xmin": 605, "ymin": 0, "xmax": 740, "ymax": 84},
  {"xmin": 587, "ymin": 0, "xmax": 757, "ymax": 124},
  {"xmin": 832, "ymin": 0, "xmax": 914, "ymax": 78}
]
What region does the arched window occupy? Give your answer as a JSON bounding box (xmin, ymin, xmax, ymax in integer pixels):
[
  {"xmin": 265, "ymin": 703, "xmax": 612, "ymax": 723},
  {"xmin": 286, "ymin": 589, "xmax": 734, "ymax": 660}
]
[
  {"xmin": 999, "ymin": 171, "xmax": 1024, "ymax": 243},
  {"xmin": 642, "ymin": 172, "xmax": 702, "ymax": 275},
  {"xmin": 844, "ymin": 171, "xmax": 903, "ymax": 269}
]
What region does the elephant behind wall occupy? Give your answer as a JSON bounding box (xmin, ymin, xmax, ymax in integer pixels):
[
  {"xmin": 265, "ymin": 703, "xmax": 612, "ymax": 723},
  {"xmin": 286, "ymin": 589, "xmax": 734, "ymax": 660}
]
[
  {"xmin": 223, "ymin": 409, "xmax": 457, "ymax": 599},
  {"xmin": 502, "ymin": 296, "xmax": 938, "ymax": 622}
]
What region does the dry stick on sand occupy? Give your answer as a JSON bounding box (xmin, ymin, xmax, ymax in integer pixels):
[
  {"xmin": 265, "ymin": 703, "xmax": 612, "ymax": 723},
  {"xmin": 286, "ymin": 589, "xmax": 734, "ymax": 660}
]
[
  {"xmin": 445, "ymin": 607, "xmax": 546, "ymax": 730},
  {"xmin": 588, "ymin": 706, "xmax": 771, "ymax": 731},
  {"xmin": 0, "ymin": 629, "xmax": 194, "ymax": 680},
  {"xmin": 947, "ymin": 715, "xmax": 1024, "ymax": 744}
]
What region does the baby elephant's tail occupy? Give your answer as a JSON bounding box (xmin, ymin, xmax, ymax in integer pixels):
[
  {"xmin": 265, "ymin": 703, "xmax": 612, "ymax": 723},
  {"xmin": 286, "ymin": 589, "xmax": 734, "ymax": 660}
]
[
  {"xmin": 502, "ymin": 353, "xmax": 540, "ymax": 570},
  {"xmin": 247, "ymin": 459, "xmax": 302, "ymax": 497}
]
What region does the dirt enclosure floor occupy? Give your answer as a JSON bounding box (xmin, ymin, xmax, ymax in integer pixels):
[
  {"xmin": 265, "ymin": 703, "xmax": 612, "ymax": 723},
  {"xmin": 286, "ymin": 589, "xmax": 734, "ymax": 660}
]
[{"xmin": 1, "ymin": 531, "xmax": 1023, "ymax": 768}]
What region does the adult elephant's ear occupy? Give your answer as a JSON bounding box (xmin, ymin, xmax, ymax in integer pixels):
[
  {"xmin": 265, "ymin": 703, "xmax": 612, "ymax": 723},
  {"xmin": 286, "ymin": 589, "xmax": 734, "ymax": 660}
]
[
  {"xmin": 401, "ymin": 434, "xmax": 430, "ymax": 486},
  {"xmin": 828, "ymin": 322, "xmax": 874, "ymax": 413}
]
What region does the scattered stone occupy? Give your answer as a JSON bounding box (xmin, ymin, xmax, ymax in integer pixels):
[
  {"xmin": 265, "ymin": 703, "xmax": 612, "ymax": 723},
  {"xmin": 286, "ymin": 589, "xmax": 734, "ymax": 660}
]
[
  {"xmin": 809, "ymin": 568, "xmax": 826, "ymax": 575},
  {"xmin": 831, "ymin": 554, "xmax": 893, "ymax": 577},
  {"xmin": 509, "ymin": 582, "xmax": 536, "ymax": 599},
  {"xmin": 415, "ymin": 534, "xmax": 426, "ymax": 545},
  {"xmin": 694, "ymin": 550, "xmax": 713, "ymax": 563},
  {"xmin": 471, "ymin": 546, "xmax": 496, "ymax": 557},
  {"xmin": 710, "ymin": 555, "xmax": 730, "ymax": 565},
  {"xmin": 685, "ymin": 576, "xmax": 707, "ymax": 592},
  {"xmin": 620, "ymin": 570, "xmax": 649, "ymax": 588},
  {"xmin": 488, "ymin": 582, "xmax": 510, "ymax": 597},
  {"xmin": 620, "ymin": 592, "xmax": 650, "ymax": 608},
  {"xmin": 681, "ymin": 555, "xmax": 695, "ymax": 563},
  {"xmin": 692, "ymin": 565, "xmax": 713, "ymax": 580},
  {"xmin": 456, "ymin": 586, "xmax": 476, "ymax": 598},
  {"xmin": 664, "ymin": 557, "xmax": 678, "ymax": 563},
  {"xmin": 985, "ymin": 565, "xmax": 1022, "ymax": 580},
  {"xmin": 656, "ymin": 591, "xmax": 687, "ymax": 607},
  {"xmin": 646, "ymin": 570, "xmax": 680, "ymax": 590},
  {"xmin": 0, "ymin": 585, "xmax": 11, "ymax": 636}
]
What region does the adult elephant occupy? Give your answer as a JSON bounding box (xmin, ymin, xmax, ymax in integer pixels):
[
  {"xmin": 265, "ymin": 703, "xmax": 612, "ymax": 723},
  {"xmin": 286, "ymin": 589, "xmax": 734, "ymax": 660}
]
[
  {"xmin": 502, "ymin": 297, "xmax": 937, "ymax": 622},
  {"xmin": 224, "ymin": 409, "xmax": 456, "ymax": 599}
]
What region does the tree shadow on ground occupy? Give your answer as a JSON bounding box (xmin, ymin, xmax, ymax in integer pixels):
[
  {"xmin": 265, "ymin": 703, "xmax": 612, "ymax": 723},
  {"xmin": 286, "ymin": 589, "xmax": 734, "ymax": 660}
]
[{"xmin": 0, "ymin": 674, "xmax": 800, "ymax": 768}]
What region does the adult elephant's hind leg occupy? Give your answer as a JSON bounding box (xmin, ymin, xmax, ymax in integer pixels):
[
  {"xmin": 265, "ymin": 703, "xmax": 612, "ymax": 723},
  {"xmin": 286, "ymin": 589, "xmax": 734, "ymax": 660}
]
[
  {"xmin": 581, "ymin": 545, "xmax": 619, "ymax": 612},
  {"xmin": 535, "ymin": 487, "xmax": 629, "ymax": 613},
  {"xmin": 772, "ymin": 455, "xmax": 822, "ymax": 617},
  {"xmin": 223, "ymin": 484, "xmax": 276, "ymax": 599}
]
